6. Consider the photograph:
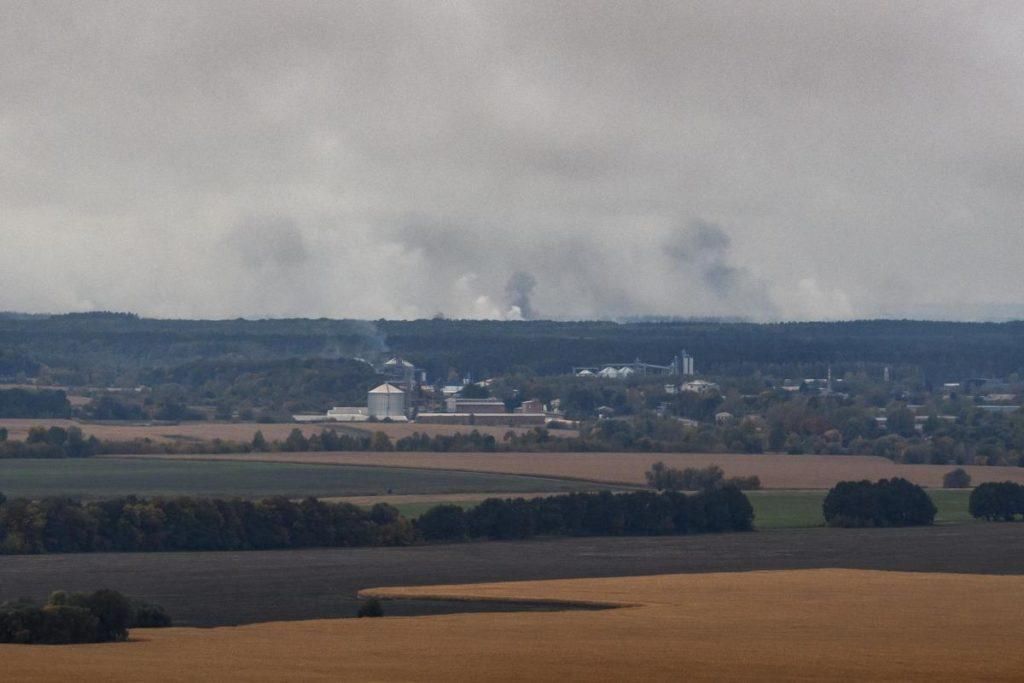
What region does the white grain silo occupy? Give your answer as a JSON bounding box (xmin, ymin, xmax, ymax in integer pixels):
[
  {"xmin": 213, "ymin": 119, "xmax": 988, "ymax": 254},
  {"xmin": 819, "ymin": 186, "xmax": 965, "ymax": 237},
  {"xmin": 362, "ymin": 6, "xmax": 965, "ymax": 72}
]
[{"xmin": 368, "ymin": 383, "xmax": 406, "ymax": 419}]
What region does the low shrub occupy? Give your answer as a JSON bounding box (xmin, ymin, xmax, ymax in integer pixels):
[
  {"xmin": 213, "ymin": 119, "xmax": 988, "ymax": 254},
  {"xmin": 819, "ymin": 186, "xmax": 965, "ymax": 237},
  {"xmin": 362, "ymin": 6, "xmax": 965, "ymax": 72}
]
[{"xmin": 357, "ymin": 598, "xmax": 383, "ymax": 618}]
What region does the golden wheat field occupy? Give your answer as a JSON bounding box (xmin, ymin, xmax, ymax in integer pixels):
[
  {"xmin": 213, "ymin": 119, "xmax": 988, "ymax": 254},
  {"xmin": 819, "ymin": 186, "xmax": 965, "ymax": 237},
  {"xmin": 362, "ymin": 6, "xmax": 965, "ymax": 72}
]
[
  {"xmin": 4, "ymin": 569, "xmax": 1024, "ymax": 681},
  {"xmin": 112, "ymin": 450, "xmax": 1024, "ymax": 489}
]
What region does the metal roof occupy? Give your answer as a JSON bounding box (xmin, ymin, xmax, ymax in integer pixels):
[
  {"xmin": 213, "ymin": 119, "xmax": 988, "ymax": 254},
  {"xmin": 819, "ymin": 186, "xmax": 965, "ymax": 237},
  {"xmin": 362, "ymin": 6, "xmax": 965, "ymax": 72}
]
[{"xmin": 369, "ymin": 383, "xmax": 405, "ymax": 394}]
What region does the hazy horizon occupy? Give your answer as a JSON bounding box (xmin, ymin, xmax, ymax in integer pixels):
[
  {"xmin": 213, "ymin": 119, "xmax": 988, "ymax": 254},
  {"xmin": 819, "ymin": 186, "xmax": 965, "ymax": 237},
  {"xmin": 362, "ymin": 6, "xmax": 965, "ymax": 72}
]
[{"xmin": 3, "ymin": 2, "xmax": 1022, "ymax": 322}]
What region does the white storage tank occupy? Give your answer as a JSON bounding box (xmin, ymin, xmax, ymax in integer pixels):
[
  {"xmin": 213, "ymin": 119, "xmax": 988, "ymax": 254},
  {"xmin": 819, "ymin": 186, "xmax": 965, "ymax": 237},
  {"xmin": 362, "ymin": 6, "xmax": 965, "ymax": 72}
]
[{"xmin": 367, "ymin": 383, "xmax": 406, "ymax": 419}]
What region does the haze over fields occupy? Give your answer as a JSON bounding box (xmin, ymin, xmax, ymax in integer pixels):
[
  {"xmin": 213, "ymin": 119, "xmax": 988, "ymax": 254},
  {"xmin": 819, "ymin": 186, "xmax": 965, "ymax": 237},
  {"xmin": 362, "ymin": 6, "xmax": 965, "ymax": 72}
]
[{"xmin": 3, "ymin": 1, "xmax": 1024, "ymax": 321}]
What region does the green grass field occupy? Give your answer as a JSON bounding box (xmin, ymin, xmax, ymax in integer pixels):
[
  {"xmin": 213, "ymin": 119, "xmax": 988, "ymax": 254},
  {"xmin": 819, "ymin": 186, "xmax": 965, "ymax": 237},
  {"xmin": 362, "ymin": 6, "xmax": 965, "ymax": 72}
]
[
  {"xmin": 747, "ymin": 489, "xmax": 973, "ymax": 529},
  {"xmin": 386, "ymin": 489, "xmax": 974, "ymax": 528},
  {"xmin": 0, "ymin": 458, "xmax": 593, "ymax": 500}
]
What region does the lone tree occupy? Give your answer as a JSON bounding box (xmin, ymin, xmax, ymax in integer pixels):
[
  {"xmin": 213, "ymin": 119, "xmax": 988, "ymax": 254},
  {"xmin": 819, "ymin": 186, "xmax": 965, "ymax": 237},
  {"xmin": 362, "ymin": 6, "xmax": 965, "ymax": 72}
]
[{"xmin": 942, "ymin": 468, "xmax": 972, "ymax": 489}]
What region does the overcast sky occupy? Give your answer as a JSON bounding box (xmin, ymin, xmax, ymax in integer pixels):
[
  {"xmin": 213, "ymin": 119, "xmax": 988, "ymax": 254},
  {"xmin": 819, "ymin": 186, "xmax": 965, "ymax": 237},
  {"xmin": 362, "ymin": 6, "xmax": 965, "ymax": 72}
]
[{"xmin": 2, "ymin": 1, "xmax": 1022, "ymax": 321}]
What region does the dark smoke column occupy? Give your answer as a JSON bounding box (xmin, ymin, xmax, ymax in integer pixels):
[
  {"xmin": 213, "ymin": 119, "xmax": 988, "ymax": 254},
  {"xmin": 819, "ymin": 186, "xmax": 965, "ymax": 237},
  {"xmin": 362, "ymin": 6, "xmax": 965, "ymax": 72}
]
[{"xmin": 505, "ymin": 271, "xmax": 538, "ymax": 320}]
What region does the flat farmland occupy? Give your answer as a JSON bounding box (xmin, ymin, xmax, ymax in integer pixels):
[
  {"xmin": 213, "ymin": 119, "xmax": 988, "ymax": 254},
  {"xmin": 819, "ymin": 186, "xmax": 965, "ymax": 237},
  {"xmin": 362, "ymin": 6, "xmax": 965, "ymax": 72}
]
[
  {"xmin": 109, "ymin": 450, "xmax": 1024, "ymax": 489},
  {"xmin": 0, "ymin": 458, "xmax": 592, "ymax": 500},
  {"xmin": 5, "ymin": 568, "xmax": 1024, "ymax": 680},
  {"xmin": 3, "ymin": 524, "xmax": 1024, "ymax": 627},
  {"xmin": 0, "ymin": 418, "xmax": 553, "ymax": 444}
]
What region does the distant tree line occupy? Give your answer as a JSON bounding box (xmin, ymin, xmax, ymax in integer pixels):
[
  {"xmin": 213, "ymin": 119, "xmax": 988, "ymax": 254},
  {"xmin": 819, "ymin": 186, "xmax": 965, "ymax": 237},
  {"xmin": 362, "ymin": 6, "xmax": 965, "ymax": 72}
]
[
  {"xmin": 415, "ymin": 488, "xmax": 754, "ymax": 541},
  {"xmin": 0, "ymin": 388, "xmax": 71, "ymax": 418},
  {"xmin": 7, "ymin": 316, "xmax": 1024, "ymax": 409},
  {"xmin": 969, "ymin": 482, "xmax": 1024, "ymax": 521},
  {"xmin": 822, "ymin": 479, "xmax": 937, "ymax": 527},
  {"xmin": 0, "ymin": 425, "xmax": 100, "ymax": 459},
  {"xmin": 645, "ymin": 462, "xmax": 761, "ymax": 491},
  {"xmin": 0, "ymin": 495, "xmax": 414, "ymax": 554},
  {"xmin": 0, "ymin": 589, "xmax": 170, "ymax": 644},
  {"xmin": 0, "ymin": 489, "xmax": 753, "ymax": 555}
]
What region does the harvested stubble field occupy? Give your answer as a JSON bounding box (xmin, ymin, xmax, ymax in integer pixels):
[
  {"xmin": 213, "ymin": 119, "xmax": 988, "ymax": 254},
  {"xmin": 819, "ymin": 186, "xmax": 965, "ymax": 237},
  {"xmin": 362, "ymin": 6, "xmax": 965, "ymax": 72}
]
[
  {"xmin": 4, "ymin": 524, "xmax": 1024, "ymax": 627},
  {"xmin": 5, "ymin": 569, "xmax": 1024, "ymax": 681},
  {"xmin": 0, "ymin": 418, "xmax": 550, "ymax": 444},
  {"xmin": 112, "ymin": 450, "xmax": 1024, "ymax": 489}
]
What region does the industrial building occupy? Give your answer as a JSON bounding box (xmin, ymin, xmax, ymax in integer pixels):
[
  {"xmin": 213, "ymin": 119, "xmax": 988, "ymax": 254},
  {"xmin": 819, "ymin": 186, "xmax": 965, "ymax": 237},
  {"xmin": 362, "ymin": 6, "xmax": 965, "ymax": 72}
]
[
  {"xmin": 367, "ymin": 383, "xmax": 407, "ymax": 420},
  {"xmin": 574, "ymin": 349, "xmax": 695, "ymax": 378},
  {"xmin": 416, "ymin": 412, "xmax": 546, "ymax": 427},
  {"xmin": 446, "ymin": 397, "xmax": 507, "ymax": 413},
  {"xmin": 291, "ymin": 383, "xmax": 408, "ymax": 423}
]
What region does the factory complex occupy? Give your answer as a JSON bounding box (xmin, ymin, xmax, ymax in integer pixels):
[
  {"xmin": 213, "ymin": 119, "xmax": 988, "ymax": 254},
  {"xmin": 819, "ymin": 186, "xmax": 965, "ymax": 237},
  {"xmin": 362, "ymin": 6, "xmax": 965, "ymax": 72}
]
[
  {"xmin": 292, "ymin": 357, "xmax": 551, "ymax": 427},
  {"xmin": 294, "ymin": 350, "xmax": 699, "ymax": 427}
]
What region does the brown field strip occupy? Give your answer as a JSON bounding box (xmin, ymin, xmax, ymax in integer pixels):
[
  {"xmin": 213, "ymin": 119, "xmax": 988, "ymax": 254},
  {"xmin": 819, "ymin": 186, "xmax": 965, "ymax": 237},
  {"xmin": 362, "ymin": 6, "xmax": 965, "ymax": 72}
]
[
  {"xmin": 107, "ymin": 450, "xmax": 1024, "ymax": 489},
  {"xmin": 0, "ymin": 418, "xmax": 552, "ymax": 443},
  {"xmin": 5, "ymin": 569, "xmax": 1024, "ymax": 681}
]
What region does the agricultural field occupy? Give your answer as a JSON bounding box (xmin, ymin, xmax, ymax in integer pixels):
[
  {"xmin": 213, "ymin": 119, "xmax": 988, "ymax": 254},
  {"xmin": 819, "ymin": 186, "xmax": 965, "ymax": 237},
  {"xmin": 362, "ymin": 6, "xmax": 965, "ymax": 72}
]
[
  {"xmin": 6, "ymin": 568, "xmax": 1024, "ymax": 680},
  {"xmin": 0, "ymin": 418, "xmax": 552, "ymax": 444},
  {"xmin": 747, "ymin": 488, "xmax": 973, "ymax": 528},
  {"xmin": 0, "ymin": 458, "xmax": 591, "ymax": 500},
  {"xmin": 4, "ymin": 524, "xmax": 1024, "ymax": 627},
  {"xmin": 110, "ymin": 450, "xmax": 1024, "ymax": 489}
]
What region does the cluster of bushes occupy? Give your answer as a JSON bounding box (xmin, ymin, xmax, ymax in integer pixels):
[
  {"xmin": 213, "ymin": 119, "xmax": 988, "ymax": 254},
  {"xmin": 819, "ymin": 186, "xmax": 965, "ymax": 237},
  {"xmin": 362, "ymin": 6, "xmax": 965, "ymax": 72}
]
[
  {"xmin": 969, "ymin": 482, "xmax": 1024, "ymax": 521},
  {"xmin": 822, "ymin": 478, "xmax": 937, "ymax": 527},
  {"xmin": 645, "ymin": 462, "xmax": 761, "ymax": 491},
  {"xmin": 415, "ymin": 488, "xmax": 754, "ymax": 541},
  {"xmin": 0, "ymin": 426, "xmax": 100, "ymax": 459},
  {"xmin": 0, "ymin": 589, "xmax": 170, "ymax": 644},
  {"xmin": 0, "ymin": 494, "xmax": 414, "ymax": 554}
]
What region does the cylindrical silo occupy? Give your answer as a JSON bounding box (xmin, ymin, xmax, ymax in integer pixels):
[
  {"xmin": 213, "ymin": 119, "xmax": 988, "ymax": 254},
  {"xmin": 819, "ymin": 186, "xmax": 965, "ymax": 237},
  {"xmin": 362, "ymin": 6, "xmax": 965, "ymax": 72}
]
[{"xmin": 368, "ymin": 383, "xmax": 406, "ymax": 419}]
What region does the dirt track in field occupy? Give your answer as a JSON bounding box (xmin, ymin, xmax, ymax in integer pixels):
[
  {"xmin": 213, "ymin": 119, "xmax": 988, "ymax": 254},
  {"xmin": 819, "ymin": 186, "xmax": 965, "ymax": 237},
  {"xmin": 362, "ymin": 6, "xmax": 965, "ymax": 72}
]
[
  {"xmin": 5, "ymin": 569, "xmax": 1024, "ymax": 681},
  {"xmin": 106, "ymin": 450, "xmax": 1024, "ymax": 489}
]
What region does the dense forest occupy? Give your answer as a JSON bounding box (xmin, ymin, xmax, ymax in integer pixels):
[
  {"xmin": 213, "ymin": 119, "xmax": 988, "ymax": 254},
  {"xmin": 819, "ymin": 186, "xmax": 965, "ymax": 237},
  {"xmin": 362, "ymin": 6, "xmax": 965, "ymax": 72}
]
[{"xmin": 3, "ymin": 313, "xmax": 1024, "ymax": 385}]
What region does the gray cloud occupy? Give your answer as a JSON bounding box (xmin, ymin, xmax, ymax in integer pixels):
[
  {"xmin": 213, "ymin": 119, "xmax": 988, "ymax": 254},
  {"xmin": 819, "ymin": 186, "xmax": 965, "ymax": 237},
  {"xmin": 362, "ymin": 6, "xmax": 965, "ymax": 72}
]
[{"xmin": 1, "ymin": 1, "xmax": 1023, "ymax": 320}]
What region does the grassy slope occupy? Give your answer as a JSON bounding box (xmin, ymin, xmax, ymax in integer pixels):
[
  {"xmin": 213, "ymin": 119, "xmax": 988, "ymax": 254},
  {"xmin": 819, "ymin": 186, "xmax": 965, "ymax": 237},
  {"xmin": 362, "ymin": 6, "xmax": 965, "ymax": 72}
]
[{"xmin": 0, "ymin": 458, "xmax": 592, "ymax": 500}]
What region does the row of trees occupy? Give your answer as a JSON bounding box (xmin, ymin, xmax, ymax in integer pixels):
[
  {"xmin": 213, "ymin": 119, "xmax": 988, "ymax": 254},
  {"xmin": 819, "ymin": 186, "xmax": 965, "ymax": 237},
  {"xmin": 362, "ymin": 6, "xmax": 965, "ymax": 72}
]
[
  {"xmin": 645, "ymin": 462, "xmax": 761, "ymax": 491},
  {"xmin": 0, "ymin": 495, "xmax": 414, "ymax": 554},
  {"xmin": 0, "ymin": 425, "xmax": 101, "ymax": 459},
  {"xmin": 415, "ymin": 489, "xmax": 754, "ymax": 541},
  {"xmin": 0, "ymin": 589, "xmax": 170, "ymax": 644},
  {"xmin": 0, "ymin": 488, "xmax": 754, "ymax": 555},
  {"xmin": 822, "ymin": 479, "xmax": 937, "ymax": 527}
]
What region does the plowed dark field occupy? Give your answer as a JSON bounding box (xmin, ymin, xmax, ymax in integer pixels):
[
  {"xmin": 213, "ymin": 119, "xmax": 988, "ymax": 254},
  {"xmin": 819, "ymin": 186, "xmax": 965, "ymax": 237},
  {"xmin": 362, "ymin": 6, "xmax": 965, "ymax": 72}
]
[{"xmin": 2, "ymin": 524, "xmax": 1022, "ymax": 626}]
